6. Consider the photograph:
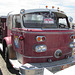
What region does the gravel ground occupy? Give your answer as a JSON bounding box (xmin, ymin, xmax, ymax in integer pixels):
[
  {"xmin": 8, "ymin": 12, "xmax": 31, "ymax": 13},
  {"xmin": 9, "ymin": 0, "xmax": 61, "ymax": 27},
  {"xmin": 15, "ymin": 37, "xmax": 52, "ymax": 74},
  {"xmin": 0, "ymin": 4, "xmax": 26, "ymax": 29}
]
[{"xmin": 0, "ymin": 43, "xmax": 19, "ymax": 75}]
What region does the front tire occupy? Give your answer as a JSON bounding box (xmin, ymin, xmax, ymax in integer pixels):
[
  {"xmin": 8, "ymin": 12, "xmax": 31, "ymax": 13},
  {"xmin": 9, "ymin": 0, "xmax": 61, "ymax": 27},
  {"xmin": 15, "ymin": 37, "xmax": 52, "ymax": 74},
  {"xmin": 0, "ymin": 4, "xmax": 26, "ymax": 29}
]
[
  {"xmin": 5, "ymin": 46, "xmax": 12, "ymax": 68},
  {"xmin": 5, "ymin": 47, "xmax": 8, "ymax": 62}
]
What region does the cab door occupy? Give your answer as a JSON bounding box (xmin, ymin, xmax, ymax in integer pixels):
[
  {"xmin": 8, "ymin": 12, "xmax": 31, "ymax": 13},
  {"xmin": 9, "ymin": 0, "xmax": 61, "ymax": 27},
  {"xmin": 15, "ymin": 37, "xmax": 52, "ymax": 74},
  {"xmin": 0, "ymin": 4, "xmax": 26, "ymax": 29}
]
[{"xmin": 11, "ymin": 15, "xmax": 24, "ymax": 54}]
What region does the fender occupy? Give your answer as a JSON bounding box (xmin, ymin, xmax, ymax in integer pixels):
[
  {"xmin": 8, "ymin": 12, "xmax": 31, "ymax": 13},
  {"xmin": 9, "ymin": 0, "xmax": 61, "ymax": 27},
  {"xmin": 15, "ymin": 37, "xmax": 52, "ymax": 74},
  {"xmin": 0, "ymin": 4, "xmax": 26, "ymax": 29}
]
[
  {"xmin": 3, "ymin": 36, "xmax": 16, "ymax": 59},
  {"xmin": 3, "ymin": 36, "xmax": 11, "ymax": 46}
]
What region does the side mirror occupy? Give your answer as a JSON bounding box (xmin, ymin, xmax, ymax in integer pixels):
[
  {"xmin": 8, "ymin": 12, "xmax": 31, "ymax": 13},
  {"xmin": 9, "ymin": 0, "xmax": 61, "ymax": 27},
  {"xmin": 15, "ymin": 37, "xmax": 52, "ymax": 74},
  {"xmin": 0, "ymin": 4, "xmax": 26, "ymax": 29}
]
[
  {"xmin": 20, "ymin": 9, "xmax": 25, "ymax": 14},
  {"xmin": 68, "ymin": 16, "xmax": 73, "ymax": 23},
  {"xmin": 49, "ymin": 10, "xmax": 54, "ymax": 18},
  {"xmin": 68, "ymin": 17, "xmax": 73, "ymax": 28}
]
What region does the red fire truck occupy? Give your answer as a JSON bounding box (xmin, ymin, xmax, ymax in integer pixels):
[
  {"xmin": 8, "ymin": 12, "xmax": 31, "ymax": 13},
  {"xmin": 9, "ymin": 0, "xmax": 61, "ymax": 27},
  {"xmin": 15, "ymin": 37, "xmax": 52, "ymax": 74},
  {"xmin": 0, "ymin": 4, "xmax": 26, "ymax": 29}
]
[{"xmin": 0, "ymin": 7, "xmax": 75, "ymax": 75}]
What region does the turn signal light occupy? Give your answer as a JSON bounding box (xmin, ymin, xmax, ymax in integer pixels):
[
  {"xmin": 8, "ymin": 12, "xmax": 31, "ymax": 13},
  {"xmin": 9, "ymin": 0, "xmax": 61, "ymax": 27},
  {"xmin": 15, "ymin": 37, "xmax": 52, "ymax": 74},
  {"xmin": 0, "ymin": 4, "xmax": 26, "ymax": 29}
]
[
  {"xmin": 70, "ymin": 35, "xmax": 75, "ymax": 40},
  {"xmin": 36, "ymin": 36, "xmax": 46, "ymax": 42},
  {"xmin": 37, "ymin": 37, "xmax": 41, "ymax": 41},
  {"xmin": 19, "ymin": 35, "xmax": 24, "ymax": 40}
]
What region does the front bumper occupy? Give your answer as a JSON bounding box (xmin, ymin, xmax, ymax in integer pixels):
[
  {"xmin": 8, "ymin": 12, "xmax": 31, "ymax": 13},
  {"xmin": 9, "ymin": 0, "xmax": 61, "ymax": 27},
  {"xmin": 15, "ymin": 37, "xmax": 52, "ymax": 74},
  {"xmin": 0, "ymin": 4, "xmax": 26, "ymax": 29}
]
[{"xmin": 9, "ymin": 55, "xmax": 75, "ymax": 75}]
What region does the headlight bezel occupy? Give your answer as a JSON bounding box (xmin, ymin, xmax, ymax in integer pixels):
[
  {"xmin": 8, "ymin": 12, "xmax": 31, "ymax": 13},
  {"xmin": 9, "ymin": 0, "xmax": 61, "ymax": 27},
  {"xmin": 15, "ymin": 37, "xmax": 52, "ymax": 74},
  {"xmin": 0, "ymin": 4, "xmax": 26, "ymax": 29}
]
[
  {"xmin": 69, "ymin": 42, "xmax": 75, "ymax": 48},
  {"xmin": 35, "ymin": 45, "xmax": 47, "ymax": 53}
]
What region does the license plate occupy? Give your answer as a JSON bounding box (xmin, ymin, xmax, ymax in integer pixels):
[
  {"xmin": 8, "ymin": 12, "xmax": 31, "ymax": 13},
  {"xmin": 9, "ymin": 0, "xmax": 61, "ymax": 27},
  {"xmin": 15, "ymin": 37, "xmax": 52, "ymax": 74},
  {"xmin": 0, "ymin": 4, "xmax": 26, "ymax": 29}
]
[{"xmin": 61, "ymin": 64, "xmax": 70, "ymax": 70}]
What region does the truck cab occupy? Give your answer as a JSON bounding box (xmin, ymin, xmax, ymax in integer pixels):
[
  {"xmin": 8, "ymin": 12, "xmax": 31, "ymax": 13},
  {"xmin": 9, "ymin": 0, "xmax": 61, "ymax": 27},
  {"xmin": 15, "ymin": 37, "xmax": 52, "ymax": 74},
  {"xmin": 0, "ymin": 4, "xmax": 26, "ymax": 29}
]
[{"xmin": 2, "ymin": 8, "xmax": 75, "ymax": 75}]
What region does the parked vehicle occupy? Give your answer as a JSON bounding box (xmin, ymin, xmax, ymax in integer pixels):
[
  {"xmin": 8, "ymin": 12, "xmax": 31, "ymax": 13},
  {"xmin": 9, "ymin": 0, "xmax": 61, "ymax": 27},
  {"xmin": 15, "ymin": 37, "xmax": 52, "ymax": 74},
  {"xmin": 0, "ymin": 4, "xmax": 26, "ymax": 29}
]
[
  {"xmin": 0, "ymin": 16, "xmax": 7, "ymax": 42},
  {"xmin": 0, "ymin": 6, "xmax": 75, "ymax": 75}
]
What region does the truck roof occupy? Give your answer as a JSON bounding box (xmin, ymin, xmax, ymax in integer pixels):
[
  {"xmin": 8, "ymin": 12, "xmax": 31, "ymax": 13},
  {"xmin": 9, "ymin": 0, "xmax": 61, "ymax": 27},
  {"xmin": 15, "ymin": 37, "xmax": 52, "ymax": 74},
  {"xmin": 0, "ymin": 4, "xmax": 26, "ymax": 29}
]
[
  {"xmin": 9, "ymin": 8, "xmax": 66, "ymax": 16},
  {"xmin": 25, "ymin": 9, "xmax": 65, "ymax": 14}
]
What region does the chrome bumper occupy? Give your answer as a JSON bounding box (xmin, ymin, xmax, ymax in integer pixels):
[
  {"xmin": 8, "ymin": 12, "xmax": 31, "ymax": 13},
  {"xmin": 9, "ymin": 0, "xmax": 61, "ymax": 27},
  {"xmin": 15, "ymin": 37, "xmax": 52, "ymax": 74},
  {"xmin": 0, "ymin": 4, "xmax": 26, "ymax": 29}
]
[
  {"xmin": 9, "ymin": 55, "xmax": 75, "ymax": 75},
  {"xmin": 19, "ymin": 55, "xmax": 75, "ymax": 75}
]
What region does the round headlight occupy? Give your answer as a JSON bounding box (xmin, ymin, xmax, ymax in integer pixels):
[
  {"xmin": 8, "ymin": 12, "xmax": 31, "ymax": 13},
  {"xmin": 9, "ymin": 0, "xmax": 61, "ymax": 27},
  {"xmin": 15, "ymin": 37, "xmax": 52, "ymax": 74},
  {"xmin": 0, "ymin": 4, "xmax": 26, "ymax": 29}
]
[
  {"xmin": 70, "ymin": 43, "xmax": 74, "ymax": 48},
  {"xmin": 69, "ymin": 42, "xmax": 75, "ymax": 48},
  {"xmin": 35, "ymin": 45, "xmax": 47, "ymax": 53}
]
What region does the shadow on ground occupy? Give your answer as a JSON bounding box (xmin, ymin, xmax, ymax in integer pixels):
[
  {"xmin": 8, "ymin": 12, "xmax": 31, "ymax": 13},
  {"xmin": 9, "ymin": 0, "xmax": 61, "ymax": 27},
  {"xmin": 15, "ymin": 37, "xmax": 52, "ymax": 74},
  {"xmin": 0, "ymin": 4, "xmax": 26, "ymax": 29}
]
[
  {"xmin": 0, "ymin": 68, "xmax": 3, "ymax": 75},
  {"xmin": 0, "ymin": 48, "xmax": 20, "ymax": 75}
]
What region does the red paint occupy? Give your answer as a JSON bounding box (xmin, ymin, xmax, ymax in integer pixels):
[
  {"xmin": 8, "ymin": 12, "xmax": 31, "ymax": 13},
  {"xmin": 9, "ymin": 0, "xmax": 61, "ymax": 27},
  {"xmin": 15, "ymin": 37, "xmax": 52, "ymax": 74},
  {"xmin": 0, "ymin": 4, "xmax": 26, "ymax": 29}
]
[
  {"xmin": 11, "ymin": 29, "xmax": 74, "ymax": 64},
  {"xmin": 3, "ymin": 36, "xmax": 11, "ymax": 45},
  {"xmin": 1, "ymin": 12, "xmax": 75, "ymax": 65}
]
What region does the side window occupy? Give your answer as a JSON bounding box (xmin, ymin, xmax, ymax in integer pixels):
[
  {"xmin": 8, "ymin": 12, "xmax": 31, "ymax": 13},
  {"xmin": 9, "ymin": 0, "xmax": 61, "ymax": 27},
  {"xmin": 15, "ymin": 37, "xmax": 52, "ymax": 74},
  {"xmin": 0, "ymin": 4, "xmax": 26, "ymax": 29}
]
[
  {"xmin": 59, "ymin": 18, "xmax": 67, "ymax": 26},
  {"xmin": 12, "ymin": 15, "xmax": 21, "ymax": 28},
  {"xmin": 58, "ymin": 18, "xmax": 68, "ymax": 28},
  {"xmin": 8, "ymin": 16, "xmax": 12, "ymax": 29}
]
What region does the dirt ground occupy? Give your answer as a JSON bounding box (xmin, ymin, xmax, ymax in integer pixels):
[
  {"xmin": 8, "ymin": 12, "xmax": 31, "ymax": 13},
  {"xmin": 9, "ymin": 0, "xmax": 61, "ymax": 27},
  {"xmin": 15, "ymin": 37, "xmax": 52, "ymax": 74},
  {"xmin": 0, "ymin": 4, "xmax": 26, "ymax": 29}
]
[{"xmin": 0, "ymin": 43, "xmax": 19, "ymax": 75}]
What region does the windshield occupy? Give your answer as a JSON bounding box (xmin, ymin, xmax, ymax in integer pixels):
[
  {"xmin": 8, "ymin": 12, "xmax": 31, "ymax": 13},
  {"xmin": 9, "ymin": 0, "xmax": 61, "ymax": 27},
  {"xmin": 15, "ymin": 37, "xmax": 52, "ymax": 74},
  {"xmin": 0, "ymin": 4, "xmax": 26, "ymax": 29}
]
[{"xmin": 23, "ymin": 12, "xmax": 69, "ymax": 29}]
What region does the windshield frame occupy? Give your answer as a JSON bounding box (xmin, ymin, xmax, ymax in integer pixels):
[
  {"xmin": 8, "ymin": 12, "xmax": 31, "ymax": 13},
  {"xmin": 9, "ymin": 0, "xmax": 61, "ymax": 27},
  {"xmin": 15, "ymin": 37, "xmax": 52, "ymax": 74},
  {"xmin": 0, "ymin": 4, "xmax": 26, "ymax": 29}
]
[{"xmin": 22, "ymin": 11, "xmax": 70, "ymax": 29}]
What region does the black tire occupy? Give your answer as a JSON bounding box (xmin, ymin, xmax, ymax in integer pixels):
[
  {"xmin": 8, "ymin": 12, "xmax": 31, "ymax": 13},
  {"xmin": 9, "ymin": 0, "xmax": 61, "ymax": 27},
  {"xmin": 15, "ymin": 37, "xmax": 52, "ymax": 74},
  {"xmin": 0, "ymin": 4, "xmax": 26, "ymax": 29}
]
[
  {"xmin": 5, "ymin": 47, "xmax": 8, "ymax": 62},
  {"xmin": 5, "ymin": 47, "xmax": 19, "ymax": 74},
  {"xmin": 5, "ymin": 47, "xmax": 12, "ymax": 68}
]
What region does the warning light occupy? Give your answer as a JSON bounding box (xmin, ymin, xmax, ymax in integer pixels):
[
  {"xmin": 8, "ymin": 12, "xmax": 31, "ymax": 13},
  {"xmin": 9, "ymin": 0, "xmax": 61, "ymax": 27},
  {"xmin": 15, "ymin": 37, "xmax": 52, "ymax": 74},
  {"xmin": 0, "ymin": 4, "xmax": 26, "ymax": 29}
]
[
  {"xmin": 57, "ymin": 7, "xmax": 59, "ymax": 10},
  {"xmin": 46, "ymin": 6, "xmax": 48, "ymax": 8},
  {"xmin": 57, "ymin": 7, "xmax": 60, "ymax": 12},
  {"xmin": 19, "ymin": 35, "xmax": 24, "ymax": 40},
  {"xmin": 61, "ymin": 11, "xmax": 64, "ymax": 13},
  {"xmin": 52, "ymin": 6, "xmax": 55, "ymax": 9}
]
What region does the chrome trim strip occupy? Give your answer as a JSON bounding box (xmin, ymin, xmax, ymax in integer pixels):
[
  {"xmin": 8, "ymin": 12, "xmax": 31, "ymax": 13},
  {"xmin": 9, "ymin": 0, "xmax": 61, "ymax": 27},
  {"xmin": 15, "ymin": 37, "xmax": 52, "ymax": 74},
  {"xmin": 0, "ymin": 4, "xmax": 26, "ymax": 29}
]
[
  {"xmin": 22, "ymin": 52, "xmax": 71, "ymax": 58},
  {"xmin": 11, "ymin": 28, "xmax": 73, "ymax": 30},
  {"xmin": 63, "ymin": 51, "xmax": 72, "ymax": 55},
  {"xmin": 16, "ymin": 51, "xmax": 71, "ymax": 59},
  {"xmin": 26, "ymin": 31, "xmax": 74, "ymax": 34},
  {"xmin": 23, "ymin": 28, "xmax": 73, "ymax": 30},
  {"xmin": 11, "ymin": 29, "xmax": 74, "ymax": 34},
  {"xmin": 22, "ymin": 55, "xmax": 53, "ymax": 58},
  {"xmin": 16, "ymin": 51, "xmax": 53, "ymax": 58}
]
